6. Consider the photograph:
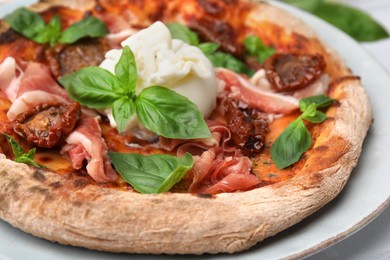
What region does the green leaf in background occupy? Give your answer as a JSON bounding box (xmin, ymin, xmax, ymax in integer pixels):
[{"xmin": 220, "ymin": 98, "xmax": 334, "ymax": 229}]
[
  {"xmin": 4, "ymin": 8, "xmax": 46, "ymax": 43},
  {"xmin": 59, "ymin": 16, "xmax": 108, "ymax": 44},
  {"xmin": 41, "ymin": 15, "xmax": 62, "ymax": 46},
  {"xmin": 284, "ymin": 0, "xmax": 324, "ymax": 12},
  {"xmin": 285, "ymin": 0, "xmax": 389, "ymax": 42},
  {"xmin": 244, "ymin": 35, "xmax": 276, "ymax": 63},
  {"xmin": 167, "ymin": 23, "xmax": 254, "ymax": 77},
  {"xmin": 108, "ymin": 152, "xmax": 194, "ymax": 194},
  {"xmin": 198, "ymin": 42, "xmax": 220, "ymax": 55},
  {"xmin": 166, "ymin": 22, "xmax": 199, "ymax": 45},
  {"xmin": 5, "ymin": 8, "xmax": 108, "ymax": 45},
  {"xmin": 312, "ymin": 2, "xmax": 389, "ymax": 42},
  {"xmin": 207, "ymin": 51, "xmax": 254, "ymax": 77}
]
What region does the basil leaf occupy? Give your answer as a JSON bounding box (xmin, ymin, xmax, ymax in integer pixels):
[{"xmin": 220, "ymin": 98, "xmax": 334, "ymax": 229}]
[
  {"xmin": 4, "ymin": 8, "xmax": 47, "ymax": 43},
  {"xmin": 109, "ymin": 152, "xmax": 194, "ymax": 194},
  {"xmin": 4, "ymin": 134, "xmax": 40, "ymax": 167},
  {"xmin": 244, "ymin": 35, "xmax": 276, "ymax": 64},
  {"xmin": 271, "ymin": 118, "xmax": 312, "ymax": 169},
  {"xmin": 299, "ymin": 95, "xmax": 334, "ymax": 111},
  {"xmin": 198, "ymin": 42, "xmax": 220, "ymax": 55},
  {"xmin": 302, "ymin": 110, "xmax": 327, "ymax": 124},
  {"xmin": 112, "ymin": 97, "xmax": 136, "ymax": 133},
  {"xmin": 59, "ymin": 16, "xmax": 108, "ymax": 44},
  {"xmin": 166, "ymin": 22, "xmax": 199, "ymax": 45},
  {"xmin": 59, "ymin": 67, "xmax": 122, "ymax": 109},
  {"xmin": 115, "ymin": 46, "xmax": 137, "ymax": 94},
  {"xmin": 312, "ymin": 2, "xmax": 389, "ymax": 42},
  {"xmin": 207, "ymin": 51, "xmax": 254, "ymax": 77},
  {"xmin": 41, "ymin": 15, "xmax": 62, "ymax": 46},
  {"xmin": 136, "ymin": 86, "xmax": 211, "ymax": 139}
]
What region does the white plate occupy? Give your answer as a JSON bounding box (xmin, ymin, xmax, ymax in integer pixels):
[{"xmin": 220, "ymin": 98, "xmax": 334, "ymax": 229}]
[{"xmin": 1, "ymin": 1, "xmax": 389, "ymax": 259}]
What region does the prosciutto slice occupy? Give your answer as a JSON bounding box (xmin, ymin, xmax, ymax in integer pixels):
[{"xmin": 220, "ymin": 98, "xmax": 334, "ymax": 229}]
[
  {"xmin": 6, "ymin": 62, "xmax": 71, "ymax": 120},
  {"xmin": 216, "ymin": 68, "xmax": 329, "ymax": 115},
  {"xmin": 62, "ymin": 117, "xmax": 117, "ymax": 183},
  {"xmin": 188, "ymin": 149, "xmax": 258, "ymax": 194},
  {"xmin": 0, "ymin": 57, "xmax": 22, "ymax": 102}
]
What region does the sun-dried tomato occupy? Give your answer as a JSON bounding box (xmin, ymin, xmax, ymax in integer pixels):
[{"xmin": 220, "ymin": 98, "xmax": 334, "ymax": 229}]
[
  {"xmin": 224, "ymin": 98, "xmax": 269, "ymax": 156},
  {"xmin": 12, "ymin": 102, "xmax": 81, "ymax": 148},
  {"xmin": 264, "ymin": 53, "xmax": 326, "ymax": 92}
]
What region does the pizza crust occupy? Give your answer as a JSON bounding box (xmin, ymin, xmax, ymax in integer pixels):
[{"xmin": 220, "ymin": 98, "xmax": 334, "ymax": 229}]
[{"xmin": 0, "ymin": 0, "xmax": 372, "ymax": 255}]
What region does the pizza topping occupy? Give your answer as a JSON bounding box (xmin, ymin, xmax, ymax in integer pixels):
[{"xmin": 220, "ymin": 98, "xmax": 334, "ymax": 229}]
[
  {"xmin": 216, "ymin": 68, "xmax": 299, "ymax": 114},
  {"xmin": 3, "ymin": 134, "xmax": 41, "ymax": 167},
  {"xmin": 100, "ymin": 21, "xmax": 217, "ymax": 121},
  {"xmin": 60, "ymin": 42, "xmax": 211, "ymax": 140},
  {"xmin": 188, "ymin": 148, "xmax": 258, "ymax": 194},
  {"xmin": 62, "ymin": 117, "xmax": 117, "ymax": 183},
  {"xmin": 271, "ymin": 95, "xmax": 334, "ymax": 169},
  {"xmin": 12, "ymin": 102, "xmax": 81, "ymax": 148},
  {"xmin": 190, "ymin": 16, "xmax": 242, "ymax": 57},
  {"xmin": 224, "ymin": 98, "xmax": 269, "ymax": 156},
  {"xmin": 167, "ymin": 23, "xmax": 254, "ymax": 77},
  {"xmin": 6, "ymin": 62, "xmax": 71, "ymax": 120},
  {"xmin": 0, "ymin": 57, "xmax": 22, "ymax": 102},
  {"xmin": 45, "ymin": 38, "xmax": 109, "ymax": 77},
  {"xmin": 109, "ymin": 152, "xmax": 194, "ymax": 194},
  {"xmin": 264, "ymin": 53, "xmax": 326, "ymax": 92},
  {"xmin": 4, "ymin": 8, "xmax": 108, "ymax": 46},
  {"xmin": 244, "ymin": 35, "xmax": 276, "ymax": 64}
]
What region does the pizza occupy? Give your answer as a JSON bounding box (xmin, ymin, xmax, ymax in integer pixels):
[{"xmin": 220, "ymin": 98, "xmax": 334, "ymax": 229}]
[{"xmin": 0, "ymin": 0, "xmax": 371, "ymax": 255}]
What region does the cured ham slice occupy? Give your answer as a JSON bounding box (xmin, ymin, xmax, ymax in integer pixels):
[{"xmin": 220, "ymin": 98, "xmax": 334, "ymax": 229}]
[
  {"xmin": 6, "ymin": 62, "xmax": 71, "ymax": 120},
  {"xmin": 0, "ymin": 57, "xmax": 22, "ymax": 102},
  {"xmin": 217, "ymin": 68, "xmax": 329, "ymax": 115},
  {"xmin": 188, "ymin": 149, "xmax": 258, "ymax": 194},
  {"xmin": 62, "ymin": 117, "xmax": 117, "ymax": 183},
  {"xmin": 216, "ymin": 68, "xmax": 299, "ymax": 114}
]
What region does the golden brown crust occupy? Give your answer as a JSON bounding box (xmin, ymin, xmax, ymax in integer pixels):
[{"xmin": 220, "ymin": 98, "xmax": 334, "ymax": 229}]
[{"xmin": 0, "ymin": 0, "xmax": 372, "ymax": 255}]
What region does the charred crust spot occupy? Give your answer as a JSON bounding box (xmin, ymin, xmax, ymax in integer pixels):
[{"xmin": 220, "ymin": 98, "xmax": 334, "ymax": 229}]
[
  {"xmin": 73, "ymin": 178, "xmax": 90, "ymax": 188},
  {"xmin": 72, "ymin": 201, "xmax": 83, "ymax": 207},
  {"xmin": 0, "ymin": 170, "xmax": 8, "ymax": 176},
  {"xmin": 314, "ymin": 145, "xmax": 329, "ymax": 152},
  {"xmin": 32, "ymin": 170, "xmax": 46, "ymax": 182},
  {"xmin": 49, "ymin": 181, "xmax": 63, "ymax": 189},
  {"xmin": 196, "ymin": 193, "xmax": 215, "ymax": 199},
  {"xmin": 28, "ymin": 186, "xmax": 49, "ymax": 195}
]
